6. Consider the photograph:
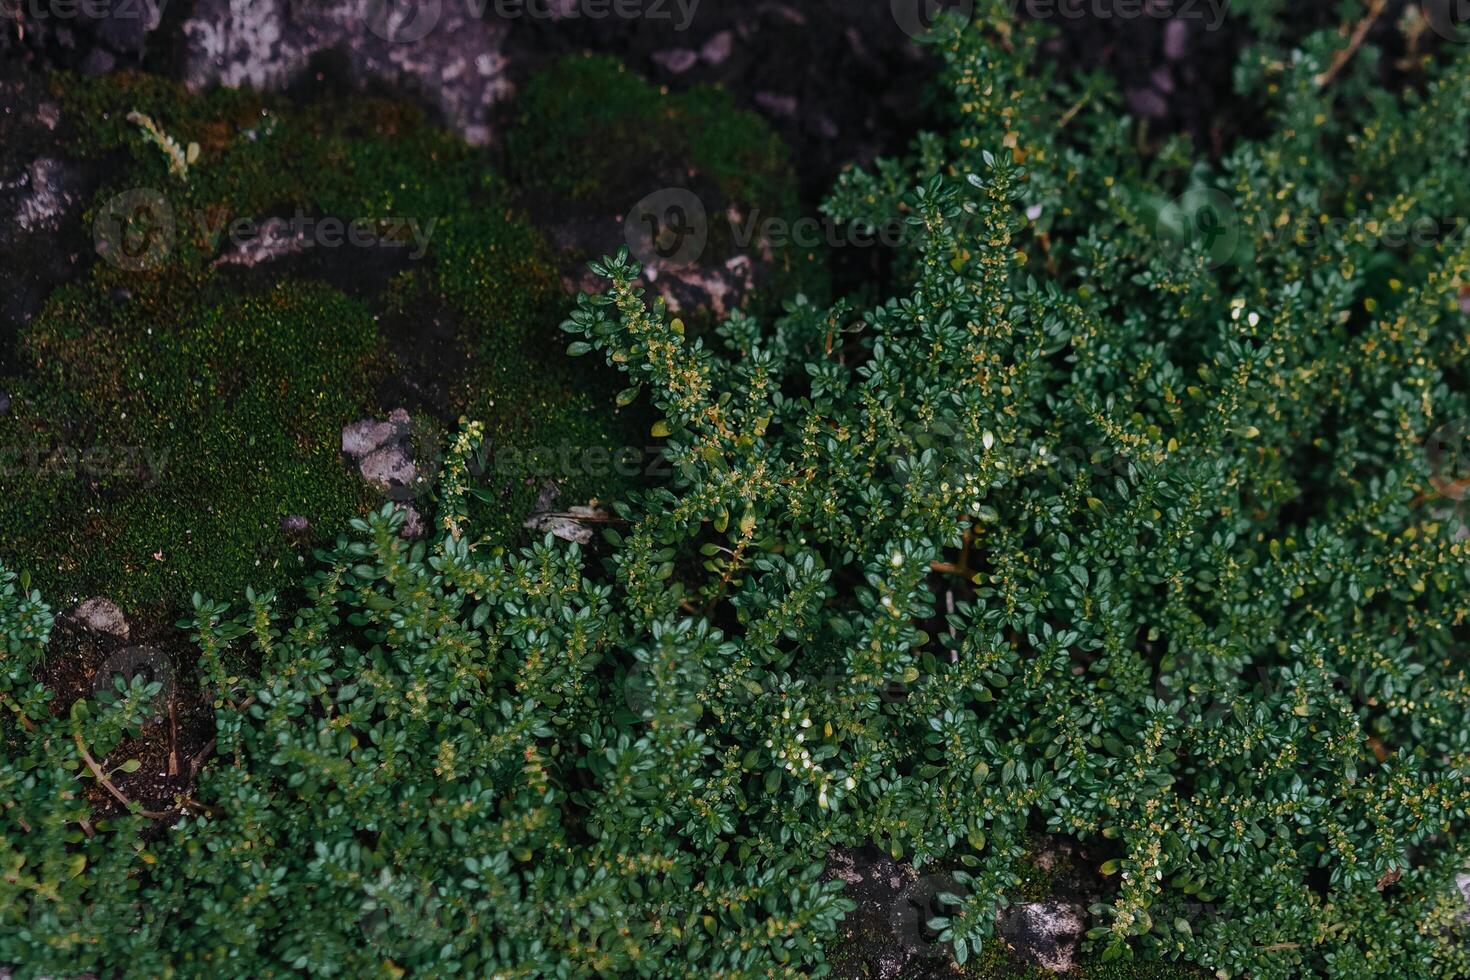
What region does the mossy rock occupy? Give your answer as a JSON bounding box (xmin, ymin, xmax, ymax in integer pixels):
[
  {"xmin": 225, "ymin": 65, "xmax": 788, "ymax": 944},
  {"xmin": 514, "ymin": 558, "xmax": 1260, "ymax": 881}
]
[{"xmin": 0, "ymin": 74, "xmax": 644, "ymax": 613}]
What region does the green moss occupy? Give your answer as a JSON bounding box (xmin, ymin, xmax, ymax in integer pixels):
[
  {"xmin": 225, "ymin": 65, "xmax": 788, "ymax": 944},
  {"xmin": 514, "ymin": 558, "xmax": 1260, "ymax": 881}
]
[
  {"xmin": 0, "ymin": 278, "xmax": 375, "ymax": 610},
  {"xmin": 1, "ymin": 73, "xmax": 647, "ymax": 612},
  {"xmin": 505, "ymin": 54, "xmax": 828, "ymax": 308}
]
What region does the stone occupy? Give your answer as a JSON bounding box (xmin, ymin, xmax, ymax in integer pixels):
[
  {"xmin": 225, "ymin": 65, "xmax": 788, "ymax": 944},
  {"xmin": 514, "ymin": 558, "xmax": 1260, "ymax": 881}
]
[
  {"xmin": 359, "ymin": 444, "xmax": 417, "ymax": 489},
  {"xmin": 11, "ymin": 158, "xmax": 71, "ymax": 235},
  {"xmin": 280, "ymin": 514, "xmax": 310, "ymax": 535},
  {"xmin": 210, "ymin": 216, "xmax": 308, "ymax": 268},
  {"xmin": 181, "ymin": 0, "xmax": 514, "ymax": 146},
  {"xmin": 1163, "ymin": 18, "xmax": 1190, "ymax": 61},
  {"xmin": 754, "ymin": 91, "xmax": 799, "ymax": 118},
  {"xmin": 997, "ymin": 901, "xmax": 1085, "ymax": 973},
  {"xmin": 0, "ymin": 391, "xmax": 9, "ymax": 415},
  {"xmin": 397, "ymin": 503, "xmax": 426, "ymax": 539},
  {"xmin": 700, "ymin": 30, "xmax": 734, "ymax": 66},
  {"xmin": 343, "ymin": 409, "xmax": 417, "ymax": 494},
  {"xmin": 523, "ymin": 503, "xmax": 609, "ymax": 545},
  {"xmin": 342, "ymin": 412, "xmax": 408, "ymax": 459},
  {"xmin": 68, "ymin": 597, "xmax": 130, "ymax": 640},
  {"xmin": 80, "ymin": 47, "xmax": 118, "ymax": 77},
  {"xmin": 1126, "ymin": 86, "xmax": 1169, "ymax": 119},
  {"xmin": 652, "ymin": 48, "xmax": 699, "ymax": 74}
]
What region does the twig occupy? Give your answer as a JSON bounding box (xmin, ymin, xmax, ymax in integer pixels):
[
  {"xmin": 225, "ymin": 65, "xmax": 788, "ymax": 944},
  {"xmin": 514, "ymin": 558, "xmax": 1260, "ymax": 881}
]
[
  {"xmin": 72, "ymin": 731, "xmax": 170, "ymax": 821},
  {"xmin": 1057, "ymin": 91, "xmax": 1092, "ymax": 130},
  {"xmin": 1314, "ymin": 0, "xmax": 1389, "ymax": 88},
  {"xmin": 4, "ymin": 800, "xmax": 33, "ymax": 833},
  {"xmin": 2, "ymin": 692, "xmax": 37, "ymax": 732},
  {"xmin": 167, "ymin": 701, "xmax": 180, "ymax": 777}
]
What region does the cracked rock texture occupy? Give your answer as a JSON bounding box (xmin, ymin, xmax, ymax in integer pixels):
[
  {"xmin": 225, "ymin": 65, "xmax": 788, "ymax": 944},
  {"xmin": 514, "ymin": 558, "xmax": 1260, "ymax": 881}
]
[
  {"xmin": 66, "ymin": 597, "xmax": 131, "ymax": 639},
  {"xmin": 182, "ymin": 0, "xmax": 514, "ymax": 144},
  {"xmin": 997, "ymin": 901, "xmax": 1086, "ymax": 973}
]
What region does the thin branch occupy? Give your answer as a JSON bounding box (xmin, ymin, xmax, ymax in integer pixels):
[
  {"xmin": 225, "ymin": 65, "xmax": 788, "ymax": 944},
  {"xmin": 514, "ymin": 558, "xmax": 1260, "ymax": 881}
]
[
  {"xmin": 72, "ymin": 731, "xmax": 170, "ymax": 821},
  {"xmin": 1, "ymin": 692, "xmax": 37, "ymax": 732},
  {"xmin": 1314, "ymin": 0, "xmax": 1389, "ymax": 88}
]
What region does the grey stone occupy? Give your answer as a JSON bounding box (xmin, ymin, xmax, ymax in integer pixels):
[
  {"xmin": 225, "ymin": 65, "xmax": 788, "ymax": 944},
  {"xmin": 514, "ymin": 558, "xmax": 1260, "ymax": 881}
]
[
  {"xmin": 280, "ymin": 514, "xmax": 310, "ymax": 535},
  {"xmin": 181, "ymin": 0, "xmax": 514, "ymax": 146},
  {"xmin": 700, "ymin": 30, "xmax": 734, "ymax": 65},
  {"xmin": 344, "ymin": 409, "xmax": 416, "ymax": 492},
  {"xmin": 80, "ymin": 47, "xmax": 118, "ymax": 76},
  {"xmin": 1126, "ymin": 86, "xmax": 1169, "ymax": 119},
  {"xmin": 210, "ymin": 216, "xmax": 308, "ymax": 268},
  {"xmin": 359, "ymin": 444, "xmax": 417, "ymax": 489},
  {"xmin": 523, "ymin": 504, "xmax": 609, "ymax": 546},
  {"xmin": 997, "ymin": 901, "xmax": 1085, "ymax": 973},
  {"xmin": 652, "ymin": 48, "xmax": 699, "ymax": 74},
  {"xmin": 397, "ymin": 503, "xmax": 426, "ymax": 539},
  {"xmin": 1163, "ymin": 18, "xmax": 1190, "ymax": 61},
  {"xmin": 754, "ymin": 91, "xmax": 798, "ymax": 118},
  {"xmin": 342, "ymin": 410, "xmax": 409, "ymax": 459},
  {"xmin": 10, "ymin": 158, "xmax": 71, "ymax": 235},
  {"xmin": 69, "ymin": 597, "xmax": 130, "ymax": 640}
]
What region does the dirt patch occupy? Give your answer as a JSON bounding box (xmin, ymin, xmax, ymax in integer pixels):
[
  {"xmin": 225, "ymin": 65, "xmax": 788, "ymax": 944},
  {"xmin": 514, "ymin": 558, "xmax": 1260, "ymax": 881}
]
[{"xmin": 37, "ymin": 614, "xmax": 214, "ymax": 820}]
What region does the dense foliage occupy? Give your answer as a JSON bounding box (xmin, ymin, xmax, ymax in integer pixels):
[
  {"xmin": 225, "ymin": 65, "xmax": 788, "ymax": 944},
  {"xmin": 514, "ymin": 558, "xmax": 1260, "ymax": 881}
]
[{"xmin": 5, "ymin": 4, "xmax": 1470, "ymax": 978}]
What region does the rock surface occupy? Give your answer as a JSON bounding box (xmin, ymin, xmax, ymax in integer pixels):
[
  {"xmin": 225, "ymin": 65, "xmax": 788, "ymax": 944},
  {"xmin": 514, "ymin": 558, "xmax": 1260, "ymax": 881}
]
[
  {"xmin": 343, "ymin": 408, "xmax": 436, "ymax": 537},
  {"xmin": 66, "ymin": 597, "xmax": 131, "ymax": 640},
  {"xmin": 0, "ymin": 68, "xmax": 95, "ymax": 359},
  {"xmin": 181, "ymin": 0, "xmax": 515, "ymax": 145},
  {"xmin": 343, "ymin": 408, "xmax": 417, "ymax": 489},
  {"xmin": 996, "ymin": 901, "xmax": 1086, "ymax": 973}
]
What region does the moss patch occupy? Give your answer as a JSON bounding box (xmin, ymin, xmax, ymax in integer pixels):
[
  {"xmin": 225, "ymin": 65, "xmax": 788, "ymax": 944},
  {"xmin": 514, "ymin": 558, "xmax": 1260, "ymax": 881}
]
[
  {"xmin": 0, "ymin": 73, "xmax": 655, "ymax": 612},
  {"xmin": 505, "ymin": 53, "xmax": 828, "ymax": 311}
]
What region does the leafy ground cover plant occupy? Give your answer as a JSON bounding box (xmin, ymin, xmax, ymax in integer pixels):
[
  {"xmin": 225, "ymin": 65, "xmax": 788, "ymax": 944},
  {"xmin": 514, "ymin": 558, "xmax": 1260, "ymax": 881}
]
[{"xmin": 4, "ymin": 3, "xmax": 1470, "ymax": 978}]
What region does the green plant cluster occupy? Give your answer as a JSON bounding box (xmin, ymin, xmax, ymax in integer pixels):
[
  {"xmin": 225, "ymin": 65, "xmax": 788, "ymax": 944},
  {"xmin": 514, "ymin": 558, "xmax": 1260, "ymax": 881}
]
[{"xmin": 4, "ymin": 6, "xmax": 1470, "ymax": 979}]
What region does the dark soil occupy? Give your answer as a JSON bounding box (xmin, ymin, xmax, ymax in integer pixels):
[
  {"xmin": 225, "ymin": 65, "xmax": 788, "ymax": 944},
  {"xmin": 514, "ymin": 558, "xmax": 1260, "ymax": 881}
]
[{"xmin": 37, "ymin": 615, "xmax": 214, "ymax": 819}]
